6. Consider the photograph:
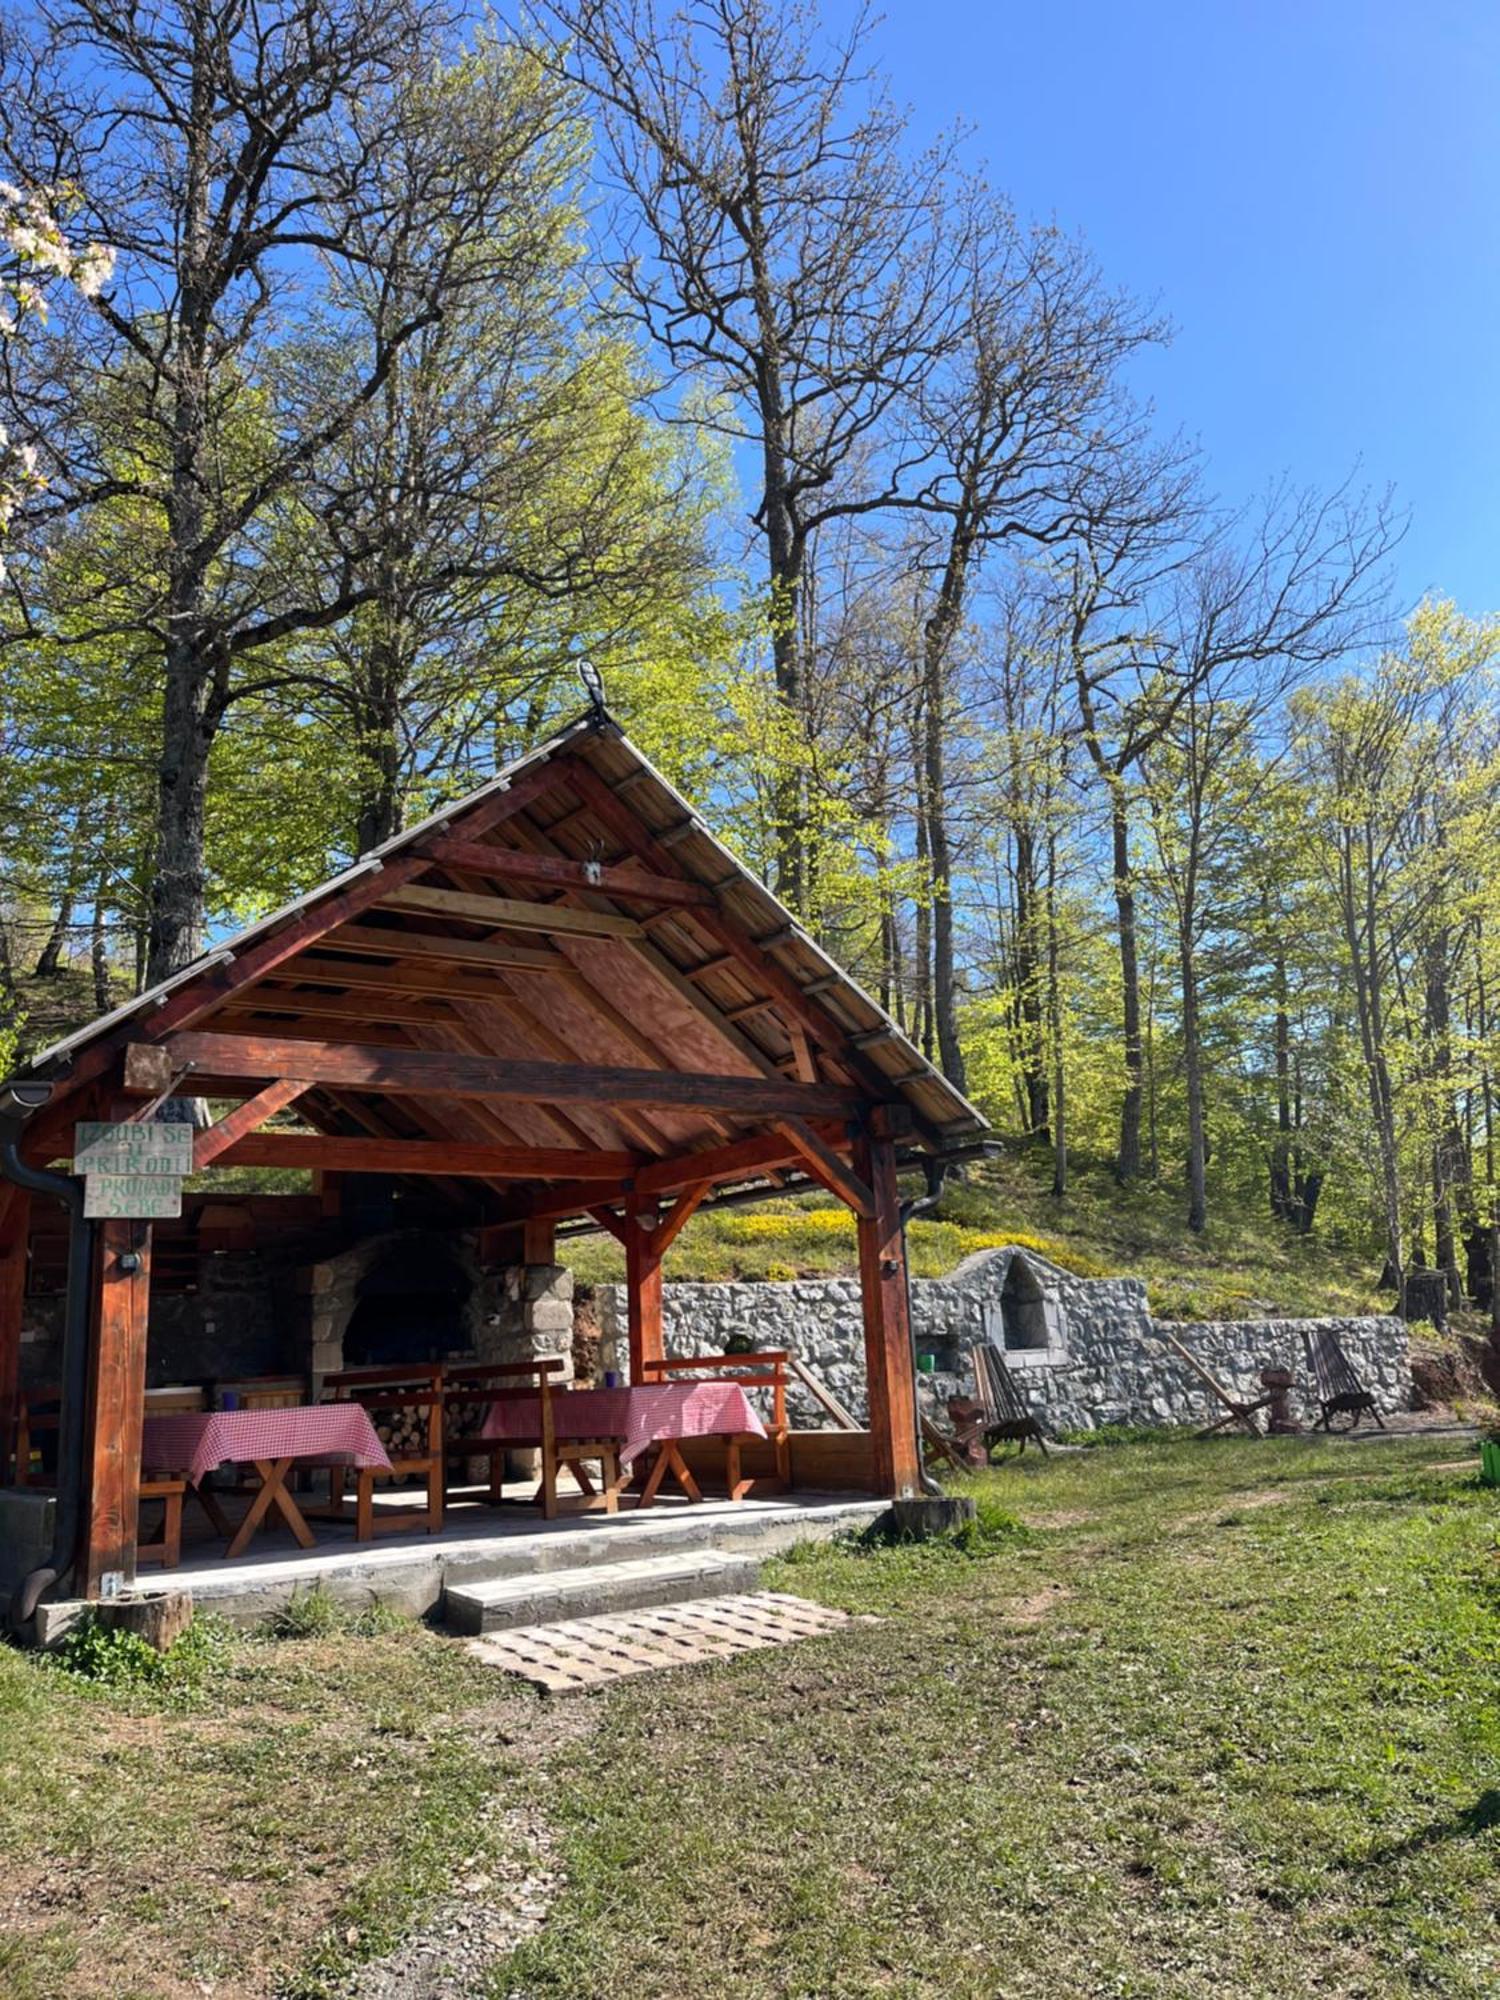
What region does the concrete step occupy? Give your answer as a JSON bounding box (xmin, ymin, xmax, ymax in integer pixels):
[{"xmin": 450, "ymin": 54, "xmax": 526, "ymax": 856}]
[
  {"xmin": 437, "ymin": 1494, "xmax": 888, "ymax": 1591},
  {"xmin": 443, "ymin": 1549, "xmax": 762, "ymax": 1635}
]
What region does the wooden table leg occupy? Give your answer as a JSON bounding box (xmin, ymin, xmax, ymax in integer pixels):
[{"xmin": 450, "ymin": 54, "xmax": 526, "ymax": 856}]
[
  {"xmin": 225, "ymin": 1457, "xmax": 317, "ymax": 1558},
  {"xmin": 637, "ymin": 1441, "xmax": 702, "ymax": 1509},
  {"xmin": 191, "ymin": 1483, "xmax": 234, "ymax": 1539}
]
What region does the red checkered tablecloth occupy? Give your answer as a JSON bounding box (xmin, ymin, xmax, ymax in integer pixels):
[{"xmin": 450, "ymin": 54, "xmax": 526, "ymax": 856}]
[
  {"xmin": 141, "ymin": 1406, "xmax": 392, "ymax": 1487},
  {"xmin": 478, "ymin": 1382, "xmax": 766, "ymax": 1468}
]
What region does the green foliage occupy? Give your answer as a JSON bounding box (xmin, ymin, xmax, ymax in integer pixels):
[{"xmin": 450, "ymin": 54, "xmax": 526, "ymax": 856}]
[
  {"xmin": 53, "ymin": 1611, "xmax": 229, "ymax": 1697},
  {"xmin": 258, "ymin": 1586, "xmax": 410, "ymax": 1641}
]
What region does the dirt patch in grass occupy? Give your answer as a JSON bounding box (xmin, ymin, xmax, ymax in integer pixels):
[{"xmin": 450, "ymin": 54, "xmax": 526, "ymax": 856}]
[
  {"xmin": 1018, "ymin": 1506, "xmax": 1093, "ymax": 1528},
  {"xmin": 1005, "ymin": 1585, "xmax": 1073, "ymax": 1624}
]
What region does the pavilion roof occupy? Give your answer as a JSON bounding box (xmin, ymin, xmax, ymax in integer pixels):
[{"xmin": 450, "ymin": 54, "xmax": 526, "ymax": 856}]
[{"xmin": 9, "ymin": 711, "xmax": 987, "ymax": 1225}]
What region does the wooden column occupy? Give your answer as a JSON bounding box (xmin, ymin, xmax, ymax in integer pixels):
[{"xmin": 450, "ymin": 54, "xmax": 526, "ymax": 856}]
[
  {"xmin": 523, "ymin": 1219, "xmax": 557, "ymax": 1266},
  {"xmin": 80, "ymin": 1218, "xmax": 153, "ymax": 1596},
  {"xmin": 0, "ymin": 1188, "xmax": 29, "ymax": 1484},
  {"xmin": 854, "ymin": 1123, "xmax": 921, "ymax": 1499},
  {"xmin": 624, "ymin": 1211, "xmax": 664, "ymax": 1383}
]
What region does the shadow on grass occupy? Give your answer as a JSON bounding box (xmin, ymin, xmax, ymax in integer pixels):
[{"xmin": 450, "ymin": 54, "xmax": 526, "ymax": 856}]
[{"xmin": 1360, "ymin": 1787, "xmax": 1500, "ymax": 1864}]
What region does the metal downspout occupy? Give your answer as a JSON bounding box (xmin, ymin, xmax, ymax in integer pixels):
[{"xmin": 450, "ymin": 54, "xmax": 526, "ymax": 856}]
[{"xmin": 0, "ymin": 1083, "xmax": 95, "ymax": 1634}]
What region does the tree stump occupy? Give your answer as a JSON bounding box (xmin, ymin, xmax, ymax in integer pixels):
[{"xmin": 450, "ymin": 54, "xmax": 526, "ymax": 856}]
[
  {"xmin": 97, "ymin": 1590, "xmax": 193, "ymax": 1653},
  {"xmin": 889, "ymin": 1496, "xmax": 977, "ymax": 1540}
]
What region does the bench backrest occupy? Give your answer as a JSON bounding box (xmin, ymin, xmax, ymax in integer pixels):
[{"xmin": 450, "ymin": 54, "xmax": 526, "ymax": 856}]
[
  {"xmin": 973, "ymin": 1342, "xmax": 1030, "ymax": 1425},
  {"xmin": 325, "ymin": 1364, "xmax": 445, "ymax": 1455},
  {"xmin": 641, "ymin": 1351, "xmax": 789, "ymax": 1435},
  {"xmin": 1302, "ymin": 1327, "xmax": 1366, "ymax": 1400}
]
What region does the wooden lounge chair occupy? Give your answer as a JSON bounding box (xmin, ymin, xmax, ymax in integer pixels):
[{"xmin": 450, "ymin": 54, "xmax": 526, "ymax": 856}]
[
  {"xmin": 316, "ymin": 1364, "xmax": 445, "ymax": 1538},
  {"xmin": 1303, "ymin": 1328, "xmax": 1384, "ymax": 1431},
  {"xmin": 971, "ymin": 1342, "xmax": 1049, "ymax": 1457},
  {"xmin": 639, "ymin": 1350, "xmax": 791, "ymax": 1499}
]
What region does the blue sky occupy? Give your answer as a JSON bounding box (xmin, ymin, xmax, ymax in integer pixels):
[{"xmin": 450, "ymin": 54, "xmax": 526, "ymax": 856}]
[{"xmin": 865, "ymin": 0, "xmax": 1500, "ymax": 615}]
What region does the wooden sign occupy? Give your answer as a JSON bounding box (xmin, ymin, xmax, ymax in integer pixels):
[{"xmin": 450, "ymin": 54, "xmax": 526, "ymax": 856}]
[
  {"xmin": 83, "ymin": 1174, "xmax": 183, "ymax": 1220},
  {"xmin": 75, "ymin": 1122, "xmax": 195, "ymax": 1177}
]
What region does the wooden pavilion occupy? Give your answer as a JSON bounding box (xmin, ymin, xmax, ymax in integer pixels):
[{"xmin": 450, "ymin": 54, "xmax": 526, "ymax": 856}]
[{"xmin": 0, "ymin": 710, "xmax": 987, "ymax": 1600}]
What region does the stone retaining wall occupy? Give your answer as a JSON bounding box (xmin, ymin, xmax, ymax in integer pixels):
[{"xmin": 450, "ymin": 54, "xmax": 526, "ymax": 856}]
[{"xmin": 596, "ymin": 1246, "xmax": 1410, "ymax": 1434}]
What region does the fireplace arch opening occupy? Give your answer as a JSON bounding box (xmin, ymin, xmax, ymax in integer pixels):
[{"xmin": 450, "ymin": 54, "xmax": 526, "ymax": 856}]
[{"xmin": 342, "ymin": 1241, "xmax": 475, "ymax": 1369}]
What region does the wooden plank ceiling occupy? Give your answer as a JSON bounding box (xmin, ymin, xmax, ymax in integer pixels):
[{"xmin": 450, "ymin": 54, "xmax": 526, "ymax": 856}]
[{"xmin": 18, "ymin": 719, "xmax": 986, "ymax": 1230}]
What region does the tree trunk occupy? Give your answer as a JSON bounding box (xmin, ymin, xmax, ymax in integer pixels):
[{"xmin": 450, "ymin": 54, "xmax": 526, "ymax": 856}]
[
  {"xmin": 1109, "ymin": 787, "xmax": 1143, "ymax": 1180},
  {"xmin": 1046, "ymin": 835, "xmax": 1066, "ymax": 1198},
  {"xmin": 921, "ymin": 637, "xmax": 965, "ymax": 1093},
  {"xmin": 1270, "ymin": 946, "xmax": 1293, "ymax": 1220},
  {"xmin": 33, "ymin": 887, "xmax": 74, "ymax": 978},
  {"xmin": 1339, "ymin": 831, "xmax": 1405, "ymax": 1311},
  {"xmin": 90, "ymin": 869, "xmax": 111, "ymax": 1016},
  {"xmin": 146, "ymin": 31, "xmax": 218, "ymax": 986},
  {"xmin": 1012, "ymin": 823, "xmax": 1048, "ymax": 1136},
  {"xmin": 1179, "ymin": 927, "xmax": 1208, "ymax": 1233}
]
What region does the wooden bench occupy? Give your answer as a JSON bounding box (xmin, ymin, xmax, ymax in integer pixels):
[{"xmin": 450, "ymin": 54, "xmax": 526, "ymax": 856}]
[
  {"xmin": 640, "ymin": 1351, "xmax": 791, "ymax": 1499},
  {"xmin": 137, "ymin": 1476, "xmax": 187, "ymax": 1568},
  {"xmin": 450, "ymin": 1358, "xmax": 625, "ymax": 1518},
  {"xmin": 317, "ymin": 1365, "xmax": 445, "ymax": 1538}
]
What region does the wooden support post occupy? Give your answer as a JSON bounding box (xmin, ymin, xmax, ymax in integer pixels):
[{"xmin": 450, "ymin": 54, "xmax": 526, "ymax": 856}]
[
  {"xmin": 0, "ymin": 1189, "xmax": 29, "ymax": 1484},
  {"xmin": 80, "ymin": 1218, "xmax": 153, "ymax": 1596},
  {"xmin": 523, "ymin": 1219, "xmax": 557, "ymax": 1265},
  {"xmin": 624, "ymin": 1210, "xmax": 664, "ymax": 1383},
  {"xmin": 854, "ymin": 1124, "xmax": 921, "ymax": 1500}
]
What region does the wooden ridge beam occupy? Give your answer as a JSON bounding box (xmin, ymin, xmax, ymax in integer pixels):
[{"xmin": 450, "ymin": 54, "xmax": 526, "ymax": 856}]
[
  {"xmin": 382, "ymin": 884, "xmax": 643, "ymax": 940},
  {"xmin": 417, "ymin": 837, "xmax": 714, "ymax": 910},
  {"xmin": 317, "ymin": 927, "xmax": 560, "ymax": 972},
  {"xmin": 163, "ymin": 1032, "xmax": 861, "ymax": 1120},
  {"xmin": 216, "ymin": 1134, "xmax": 641, "ymax": 1179}
]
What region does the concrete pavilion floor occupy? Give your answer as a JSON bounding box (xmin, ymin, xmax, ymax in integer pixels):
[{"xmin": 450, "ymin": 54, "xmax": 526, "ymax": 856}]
[{"xmin": 46, "ymin": 1479, "xmax": 891, "ymax": 1635}]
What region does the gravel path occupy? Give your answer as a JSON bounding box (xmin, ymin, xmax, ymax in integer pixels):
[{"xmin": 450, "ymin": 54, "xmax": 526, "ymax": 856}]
[{"xmin": 345, "ymin": 1799, "xmax": 559, "ymax": 2000}]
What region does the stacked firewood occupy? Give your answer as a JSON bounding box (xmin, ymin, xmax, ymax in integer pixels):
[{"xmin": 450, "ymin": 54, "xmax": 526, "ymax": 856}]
[{"xmin": 368, "ymin": 1402, "xmax": 433, "ymax": 1460}]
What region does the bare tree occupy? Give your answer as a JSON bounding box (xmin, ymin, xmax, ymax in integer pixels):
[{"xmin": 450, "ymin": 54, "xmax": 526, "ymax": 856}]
[
  {"xmin": 538, "ymin": 0, "xmax": 959, "ymax": 905},
  {"xmin": 1057, "ymin": 444, "xmax": 1199, "ymax": 1180},
  {"xmin": 902, "ymin": 198, "xmax": 1164, "ymax": 1090},
  {"xmin": 0, "ymin": 0, "xmax": 542, "ymax": 979},
  {"xmin": 1143, "ymin": 481, "xmax": 1398, "ymax": 1231}
]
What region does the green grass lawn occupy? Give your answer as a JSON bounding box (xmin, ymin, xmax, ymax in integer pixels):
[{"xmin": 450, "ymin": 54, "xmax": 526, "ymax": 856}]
[
  {"xmin": 1, "ymin": 1432, "xmax": 1495, "ymax": 1997},
  {"xmin": 566, "ymin": 1150, "xmax": 1387, "ymax": 1322}
]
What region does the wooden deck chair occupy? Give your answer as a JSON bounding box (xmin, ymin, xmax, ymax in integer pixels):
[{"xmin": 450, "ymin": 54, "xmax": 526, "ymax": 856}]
[
  {"xmin": 971, "ymin": 1342, "xmax": 1049, "ymax": 1457},
  {"xmin": 1303, "ymin": 1328, "xmax": 1384, "ymax": 1432}
]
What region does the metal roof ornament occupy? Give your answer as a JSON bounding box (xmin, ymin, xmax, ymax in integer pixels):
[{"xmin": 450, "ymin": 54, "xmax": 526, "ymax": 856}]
[{"xmin": 578, "ymin": 658, "xmax": 607, "ymax": 720}]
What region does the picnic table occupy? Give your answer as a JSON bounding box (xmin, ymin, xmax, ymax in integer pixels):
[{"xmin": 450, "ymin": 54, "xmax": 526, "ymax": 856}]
[
  {"xmin": 478, "ymin": 1380, "xmax": 767, "ymax": 1507},
  {"xmin": 141, "ymin": 1405, "xmax": 392, "ymax": 1559}
]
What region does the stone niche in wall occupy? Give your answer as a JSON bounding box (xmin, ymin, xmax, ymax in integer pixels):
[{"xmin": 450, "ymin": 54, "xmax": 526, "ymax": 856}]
[{"xmin": 979, "ymin": 1252, "xmax": 1070, "ymax": 1370}]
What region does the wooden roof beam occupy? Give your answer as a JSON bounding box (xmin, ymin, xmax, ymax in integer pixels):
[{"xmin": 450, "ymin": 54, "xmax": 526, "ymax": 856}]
[
  {"xmin": 415, "ymin": 837, "xmax": 714, "ymax": 910},
  {"xmin": 554, "ymin": 754, "xmax": 938, "ymax": 1136},
  {"xmin": 215, "ymin": 1134, "xmax": 641, "ymax": 1179},
  {"xmin": 163, "ymin": 1032, "xmax": 862, "ymax": 1120},
  {"xmin": 381, "ymin": 884, "xmax": 644, "ymax": 939}
]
